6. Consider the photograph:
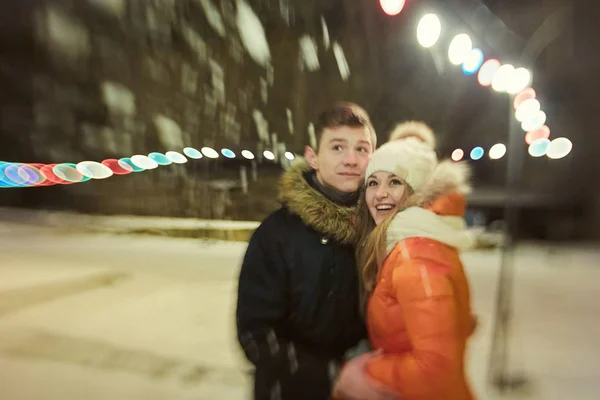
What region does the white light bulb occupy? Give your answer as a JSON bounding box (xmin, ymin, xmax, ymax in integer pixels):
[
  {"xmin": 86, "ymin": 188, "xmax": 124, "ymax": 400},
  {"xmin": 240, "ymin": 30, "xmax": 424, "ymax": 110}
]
[
  {"xmin": 417, "ymin": 14, "xmax": 442, "ymax": 48},
  {"xmin": 515, "ymin": 99, "xmax": 541, "ymax": 122},
  {"xmin": 546, "ymin": 137, "xmax": 573, "ymax": 160},
  {"xmin": 489, "ymin": 144, "xmax": 507, "ymax": 160},
  {"xmin": 201, "ymin": 147, "xmax": 219, "ymax": 159},
  {"xmin": 492, "ymin": 64, "xmax": 515, "ymax": 92},
  {"xmin": 506, "ymin": 67, "xmax": 532, "ymax": 94},
  {"xmin": 521, "ymin": 110, "xmax": 547, "ymax": 132},
  {"xmin": 448, "ymin": 34, "xmax": 473, "ymax": 65}
]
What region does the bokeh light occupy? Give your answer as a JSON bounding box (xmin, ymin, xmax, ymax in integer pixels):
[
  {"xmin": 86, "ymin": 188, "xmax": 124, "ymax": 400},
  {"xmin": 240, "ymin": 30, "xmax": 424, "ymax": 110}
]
[
  {"xmin": 492, "ymin": 64, "xmax": 515, "ymax": 92},
  {"xmin": 489, "ymin": 144, "xmax": 507, "ymax": 160},
  {"xmin": 478, "ymin": 59, "xmax": 501, "ymax": 87},
  {"xmin": 285, "ymin": 152, "xmax": 295, "ymax": 161},
  {"xmin": 525, "ymin": 125, "xmax": 551, "ymax": 145},
  {"xmin": 41, "ymin": 164, "xmax": 69, "ymax": 185},
  {"xmin": 462, "ymin": 48, "xmax": 484, "ymax": 75},
  {"xmin": 221, "ymin": 148, "xmax": 236, "ymax": 158},
  {"xmin": 241, "ymin": 150, "xmax": 255, "ymax": 160},
  {"xmin": 380, "ymin": 0, "xmax": 405, "ymax": 16},
  {"xmin": 514, "ymin": 87, "xmax": 536, "ymax": 110},
  {"xmin": 201, "ymin": 147, "xmax": 219, "ymax": 159},
  {"xmin": 521, "ymin": 110, "xmax": 547, "ymax": 132},
  {"xmin": 76, "ymin": 161, "xmax": 114, "ymax": 179},
  {"xmin": 102, "ymin": 159, "xmax": 133, "ymax": 175},
  {"xmin": 131, "ymin": 155, "xmax": 159, "ymax": 170},
  {"xmin": 448, "ymin": 34, "xmax": 473, "ymax": 65},
  {"xmin": 4, "ymin": 164, "xmax": 31, "ymax": 186},
  {"xmin": 53, "ymin": 163, "xmax": 90, "ymax": 183},
  {"xmin": 546, "ymin": 137, "xmax": 573, "ymax": 159},
  {"xmin": 0, "ymin": 163, "xmax": 17, "ymax": 187},
  {"xmin": 515, "ymin": 98, "xmax": 541, "ymax": 122},
  {"xmin": 119, "ymin": 157, "xmax": 145, "ymax": 172},
  {"xmin": 528, "ymin": 138, "xmax": 551, "ymax": 157},
  {"xmin": 183, "ymin": 147, "xmax": 203, "ymax": 159},
  {"xmin": 417, "ymin": 14, "xmax": 441, "ymax": 48},
  {"xmin": 19, "ymin": 164, "xmax": 47, "ymax": 186},
  {"xmin": 506, "ymin": 67, "xmax": 532, "ymax": 94},
  {"xmin": 148, "ymin": 152, "xmax": 172, "ymax": 166},
  {"xmin": 470, "ymin": 147, "xmax": 484, "ymax": 160},
  {"xmin": 165, "ymin": 151, "xmax": 188, "ymax": 164},
  {"xmin": 451, "ymin": 149, "xmax": 464, "ymax": 161},
  {"xmin": 263, "ymin": 150, "xmax": 275, "ymax": 160}
]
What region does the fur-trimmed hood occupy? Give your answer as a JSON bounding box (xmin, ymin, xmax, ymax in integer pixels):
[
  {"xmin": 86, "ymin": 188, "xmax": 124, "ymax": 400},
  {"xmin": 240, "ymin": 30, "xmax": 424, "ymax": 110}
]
[
  {"xmin": 278, "ymin": 158, "xmax": 358, "ymax": 245},
  {"xmin": 386, "ymin": 160, "xmax": 474, "ymax": 254}
]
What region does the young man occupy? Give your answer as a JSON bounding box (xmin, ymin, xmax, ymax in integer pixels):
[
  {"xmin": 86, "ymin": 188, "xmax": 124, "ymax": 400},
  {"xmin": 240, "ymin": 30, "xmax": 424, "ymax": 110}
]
[{"xmin": 236, "ymin": 103, "xmax": 398, "ymax": 400}]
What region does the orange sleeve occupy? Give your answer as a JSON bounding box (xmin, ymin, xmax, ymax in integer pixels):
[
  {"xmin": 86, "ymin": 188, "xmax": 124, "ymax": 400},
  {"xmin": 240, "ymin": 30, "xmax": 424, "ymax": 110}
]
[{"xmin": 366, "ymin": 261, "xmax": 462, "ymax": 398}]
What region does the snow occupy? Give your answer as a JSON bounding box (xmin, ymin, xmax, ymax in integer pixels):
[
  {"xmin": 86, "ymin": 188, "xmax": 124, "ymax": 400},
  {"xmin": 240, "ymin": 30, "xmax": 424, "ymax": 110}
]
[
  {"xmin": 209, "ymin": 59, "xmax": 226, "ymax": 105},
  {"xmin": 197, "ymin": 0, "xmax": 226, "ymax": 37},
  {"xmin": 0, "ymin": 207, "xmax": 260, "ymax": 233},
  {"xmin": 279, "ymin": 0, "xmax": 291, "ymax": 26},
  {"xmin": 1, "ymin": 225, "xmax": 599, "ymax": 399},
  {"xmin": 321, "ymin": 17, "xmax": 330, "ymax": 50},
  {"xmin": 333, "ymin": 42, "xmax": 351, "ymax": 81},
  {"xmin": 236, "ymin": 0, "xmax": 271, "ymax": 68},
  {"xmin": 101, "ymin": 82, "xmax": 136, "ymax": 116},
  {"xmin": 260, "ymin": 77, "xmax": 268, "ymax": 103},
  {"xmin": 154, "ymin": 116, "xmax": 184, "ymax": 150},
  {"xmin": 88, "ymin": 0, "xmax": 126, "ymax": 18},
  {"xmin": 308, "ymin": 122, "xmax": 317, "ymax": 149},
  {"xmin": 252, "ymin": 109, "xmax": 270, "ymax": 144},
  {"xmin": 43, "ymin": 7, "xmax": 91, "ymax": 59},
  {"xmin": 286, "ymin": 108, "xmax": 294, "ymax": 135},
  {"xmin": 299, "ymin": 35, "xmax": 320, "ymax": 71},
  {"xmin": 181, "ymin": 23, "xmax": 208, "ymax": 62}
]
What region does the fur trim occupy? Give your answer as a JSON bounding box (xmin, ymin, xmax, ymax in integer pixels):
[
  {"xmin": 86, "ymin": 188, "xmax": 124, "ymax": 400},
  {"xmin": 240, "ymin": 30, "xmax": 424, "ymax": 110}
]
[
  {"xmin": 278, "ymin": 158, "xmax": 358, "ymax": 245},
  {"xmin": 388, "ymin": 121, "xmax": 436, "ymax": 149},
  {"xmin": 407, "ymin": 160, "xmax": 472, "ymax": 208}
]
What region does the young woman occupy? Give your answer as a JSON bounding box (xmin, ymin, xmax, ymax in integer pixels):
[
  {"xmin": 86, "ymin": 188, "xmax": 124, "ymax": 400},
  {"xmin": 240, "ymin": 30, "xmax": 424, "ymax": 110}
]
[{"xmin": 337, "ymin": 132, "xmax": 476, "ymax": 400}]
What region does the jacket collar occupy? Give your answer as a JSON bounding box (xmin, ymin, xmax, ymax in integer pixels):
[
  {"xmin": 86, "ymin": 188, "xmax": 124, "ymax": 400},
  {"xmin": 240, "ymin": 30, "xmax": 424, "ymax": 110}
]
[{"xmin": 278, "ymin": 158, "xmax": 358, "ymax": 245}]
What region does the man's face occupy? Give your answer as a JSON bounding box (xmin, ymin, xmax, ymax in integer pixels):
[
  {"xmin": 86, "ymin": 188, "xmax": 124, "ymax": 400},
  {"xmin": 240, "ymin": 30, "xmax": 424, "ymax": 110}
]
[{"xmin": 305, "ymin": 126, "xmax": 373, "ymax": 193}]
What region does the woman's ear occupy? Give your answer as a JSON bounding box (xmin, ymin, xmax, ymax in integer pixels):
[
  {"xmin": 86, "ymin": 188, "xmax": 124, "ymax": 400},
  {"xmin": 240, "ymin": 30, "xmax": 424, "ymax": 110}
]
[{"xmin": 304, "ymin": 145, "xmax": 318, "ymax": 170}]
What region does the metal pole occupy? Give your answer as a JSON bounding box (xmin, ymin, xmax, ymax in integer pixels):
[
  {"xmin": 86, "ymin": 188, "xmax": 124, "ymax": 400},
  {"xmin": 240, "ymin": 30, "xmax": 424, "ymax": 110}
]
[{"xmin": 487, "ymin": 97, "xmax": 529, "ymax": 391}]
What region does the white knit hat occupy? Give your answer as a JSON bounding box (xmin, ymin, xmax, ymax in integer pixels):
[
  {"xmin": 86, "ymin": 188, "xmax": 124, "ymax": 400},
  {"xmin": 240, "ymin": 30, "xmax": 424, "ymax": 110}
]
[
  {"xmin": 388, "ymin": 121, "xmax": 436, "ymax": 149},
  {"xmin": 365, "ymin": 137, "xmax": 437, "ymax": 191}
]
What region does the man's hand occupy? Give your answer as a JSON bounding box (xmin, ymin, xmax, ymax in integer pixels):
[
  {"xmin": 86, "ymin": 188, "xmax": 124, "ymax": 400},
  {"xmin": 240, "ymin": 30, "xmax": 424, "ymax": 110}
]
[{"xmin": 332, "ymin": 350, "xmax": 400, "ymax": 400}]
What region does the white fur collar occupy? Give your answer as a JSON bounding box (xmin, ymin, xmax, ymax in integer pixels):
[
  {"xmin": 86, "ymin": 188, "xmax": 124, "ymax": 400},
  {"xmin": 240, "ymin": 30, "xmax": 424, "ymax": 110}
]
[{"xmin": 386, "ymin": 207, "xmax": 474, "ymax": 255}]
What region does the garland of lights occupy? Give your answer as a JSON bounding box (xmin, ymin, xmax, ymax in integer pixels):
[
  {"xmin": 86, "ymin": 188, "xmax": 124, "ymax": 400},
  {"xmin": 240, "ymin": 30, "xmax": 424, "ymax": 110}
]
[
  {"xmin": 4, "ymin": 5, "xmax": 575, "ymax": 189},
  {"xmin": 414, "ymin": 13, "xmax": 573, "ymax": 161},
  {"xmin": 0, "ymin": 147, "xmax": 296, "ymax": 189}
]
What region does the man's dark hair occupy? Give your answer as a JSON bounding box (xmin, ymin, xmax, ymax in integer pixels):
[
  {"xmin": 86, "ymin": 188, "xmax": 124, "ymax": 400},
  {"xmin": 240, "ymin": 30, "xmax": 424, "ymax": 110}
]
[{"xmin": 314, "ymin": 102, "xmax": 377, "ymax": 150}]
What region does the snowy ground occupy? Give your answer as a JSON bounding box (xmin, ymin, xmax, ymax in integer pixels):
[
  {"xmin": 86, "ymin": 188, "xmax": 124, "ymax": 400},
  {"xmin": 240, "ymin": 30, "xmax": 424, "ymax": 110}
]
[{"xmin": 0, "ymin": 222, "xmax": 599, "ymax": 400}]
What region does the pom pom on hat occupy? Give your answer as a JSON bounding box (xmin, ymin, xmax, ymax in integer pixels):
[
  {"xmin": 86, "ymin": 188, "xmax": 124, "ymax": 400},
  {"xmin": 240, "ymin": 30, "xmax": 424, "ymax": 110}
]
[
  {"xmin": 388, "ymin": 121, "xmax": 436, "ymax": 149},
  {"xmin": 366, "ymin": 137, "xmax": 438, "ymax": 191}
]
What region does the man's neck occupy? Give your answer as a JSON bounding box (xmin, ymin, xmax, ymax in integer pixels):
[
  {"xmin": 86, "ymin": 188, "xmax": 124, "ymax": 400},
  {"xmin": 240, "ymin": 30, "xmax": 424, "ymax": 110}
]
[{"xmin": 310, "ymin": 172, "xmax": 360, "ymax": 207}]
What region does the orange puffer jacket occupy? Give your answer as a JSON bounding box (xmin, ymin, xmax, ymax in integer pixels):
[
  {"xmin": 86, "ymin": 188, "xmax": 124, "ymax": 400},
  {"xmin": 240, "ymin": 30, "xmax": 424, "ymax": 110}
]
[{"xmin": 365, "ymin": 190, "xmax": 475, "ymax": 400}]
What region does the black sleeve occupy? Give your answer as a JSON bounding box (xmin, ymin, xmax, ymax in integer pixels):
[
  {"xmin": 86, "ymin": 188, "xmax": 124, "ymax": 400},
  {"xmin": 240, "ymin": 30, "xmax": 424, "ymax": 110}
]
[{"xmin": 236, "ymin": 216, "xmax": 332, "ymax": 399}]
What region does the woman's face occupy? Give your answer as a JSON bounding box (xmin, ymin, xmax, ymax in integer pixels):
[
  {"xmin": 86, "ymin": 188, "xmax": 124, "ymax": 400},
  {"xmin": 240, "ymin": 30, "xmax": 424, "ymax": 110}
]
[{"xmin": 365, "ymin": 171, "xmax": 407, "ymax": 225}]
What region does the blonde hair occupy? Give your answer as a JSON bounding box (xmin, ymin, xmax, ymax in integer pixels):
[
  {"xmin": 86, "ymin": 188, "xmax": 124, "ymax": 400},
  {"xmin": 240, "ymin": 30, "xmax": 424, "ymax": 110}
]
[{"xmin": 355, "ymin": 180, "xmax": 414, "ymax": 311}]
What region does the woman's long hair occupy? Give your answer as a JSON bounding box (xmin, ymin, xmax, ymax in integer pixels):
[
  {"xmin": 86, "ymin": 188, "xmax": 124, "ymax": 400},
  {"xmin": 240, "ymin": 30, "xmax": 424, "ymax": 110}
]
[{"xmin": 355, "ymin": 182, "xmax": 413, "ymax": 312}]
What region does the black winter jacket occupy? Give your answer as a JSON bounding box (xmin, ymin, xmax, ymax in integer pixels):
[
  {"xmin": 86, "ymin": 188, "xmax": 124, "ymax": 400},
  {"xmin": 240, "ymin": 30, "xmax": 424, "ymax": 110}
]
[{"xmin": 236, "ymin": 159, "xmax": 367, "ymax": 400}]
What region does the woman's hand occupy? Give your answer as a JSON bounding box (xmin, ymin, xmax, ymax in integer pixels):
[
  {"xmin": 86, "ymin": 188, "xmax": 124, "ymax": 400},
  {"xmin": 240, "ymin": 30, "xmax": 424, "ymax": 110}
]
[{"xmin": 332, "ymin": 350, "xmax": 400, "ymax": 400}]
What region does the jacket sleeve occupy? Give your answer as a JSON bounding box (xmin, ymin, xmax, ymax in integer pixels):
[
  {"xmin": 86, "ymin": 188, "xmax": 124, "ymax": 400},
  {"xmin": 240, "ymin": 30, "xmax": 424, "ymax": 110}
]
[
  {"xmin": 365, "ymin": 260, "xmax": 463, "ymax": 398},
  {"xmin": 236, "ymin": 219, "xmax": 332, "ymax": 397}
]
